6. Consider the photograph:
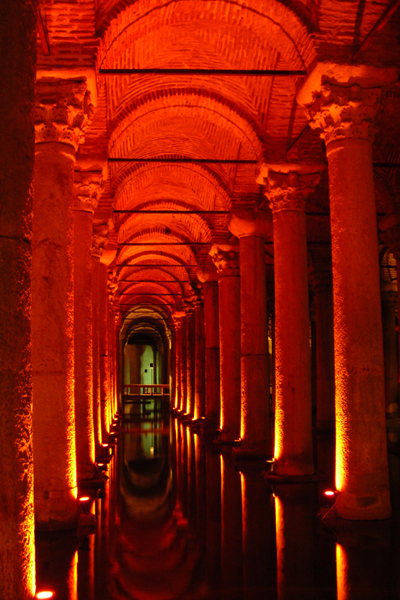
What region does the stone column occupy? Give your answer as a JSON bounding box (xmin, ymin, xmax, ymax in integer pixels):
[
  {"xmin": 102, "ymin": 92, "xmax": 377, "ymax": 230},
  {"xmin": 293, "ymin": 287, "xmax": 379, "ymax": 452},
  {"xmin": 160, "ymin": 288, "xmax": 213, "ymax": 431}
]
[
  {"xmin": 73, "ymin": 168, "xmax": 103, "ymax": 481},
  {"xmin": 309, "ymin": 265, "xmax": 335, "ymax": 430},
  {"xmin": 0, "ymin": 1, "xmax": 36, "ymax": 596},
  {"xmin": 172, "ymin": 312, "xmax": 185, "ymax": 411},
  {"xmin": 184, "ymin": 301, "xmax": 196, "ymax": 417},
  {"xmin": 194, "ymin": 295, "xmax": 206, "ymax": 421},
  {"xmin": 298, "ymin": 66, "xmax": 396, "ymax": 519},
  {"xmin": 229, "ymin": 209, "xmax": 272, "ymax": 458},
  {"xmin": 99, "ymin": 263, "xmax": 110, "ymax": 441},
  {"xmin": 32, "ymin": 77, "xmax": 92, "ymax": 529},
  {"xmin": 197, "ymin": 266, "xmax": 220, "ymax": 432},
  {"xmin": 210, "ymin": 245, "xmax": 241, "ymax": 443},
  {"xmin": 381, "ymin": 291, "xmax": 399, "ymax": 417},
  {"xmin": 92, "ymin": 226, "xmax": 108, "ymax": 455},
  {"xmin": 259, "ymin": 165, "xmax": 321, "ymax": 476}
]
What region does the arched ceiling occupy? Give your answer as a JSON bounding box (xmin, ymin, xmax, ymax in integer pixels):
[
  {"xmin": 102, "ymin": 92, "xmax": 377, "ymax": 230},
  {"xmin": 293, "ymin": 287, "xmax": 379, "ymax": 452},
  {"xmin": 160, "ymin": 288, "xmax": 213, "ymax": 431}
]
[{"xmin": 36, "ymin": 0, "xmax": 400, "ymax": 330}]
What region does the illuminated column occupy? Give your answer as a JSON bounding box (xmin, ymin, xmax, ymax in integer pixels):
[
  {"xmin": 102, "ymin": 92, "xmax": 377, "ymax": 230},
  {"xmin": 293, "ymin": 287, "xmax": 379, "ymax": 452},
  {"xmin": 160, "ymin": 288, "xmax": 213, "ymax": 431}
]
[
  {"xmin": 172, "ymin": 312, "xmax": 185, "ymax": 411},
  {"xmin": 299, "ymin": 66, "xmax": 395, "ymax": 518},
  {"xmin": 99, "ymin": 262, "xmax": 110, "ymax": 441},
  {"xmin": 184, "ymin": 301, "xmax": 196, "ymax": 417},
  {"xmin": 92, "ymin": 225, "xmax": 109, "ymax": 455},
  {"xmin": 259, "ymin": 165, "xmax": 321, "ymax": 476},
  {"xmin": 310, "ymin": 265, "xmax": 335, "ymax": 429},
  {"xmin": 197, "ymin": 266, "xmax": 220, "ymax": 432},
  {"xmin": 32, "ymin": 78, "xmax": 92, "ymax": 528},
  {"xmin": 0, "ymin": 2, "xmax": 36, "ymax": 595},
  {"xmin": 194, "ymin": 295, "xmax": 206, "ymax": 420},
  {"xmin": 73, "ymin": 168, "xmax": 103, "ymax": 481},
  {"xmin": 179, "ymin": 315, "xmax": 187, "ymax": 413},
  {"xmin": 381, "ymin": 291, "xmax": 399, "ymax": 417},
  {"xmin": 210, "ymin": 245, "xmax": 241, "ymax": 443},
  {"xmin": 229, "ymin": 209, "xmax": 272, "ymax": 457}
]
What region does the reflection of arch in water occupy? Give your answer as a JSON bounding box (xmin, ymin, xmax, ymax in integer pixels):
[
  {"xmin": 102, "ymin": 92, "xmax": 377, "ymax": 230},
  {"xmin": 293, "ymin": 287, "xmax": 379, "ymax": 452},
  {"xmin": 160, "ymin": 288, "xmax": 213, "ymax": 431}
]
[{"xmin": 109, "ymin": 427, "xmax": 202, "ymax": 599}]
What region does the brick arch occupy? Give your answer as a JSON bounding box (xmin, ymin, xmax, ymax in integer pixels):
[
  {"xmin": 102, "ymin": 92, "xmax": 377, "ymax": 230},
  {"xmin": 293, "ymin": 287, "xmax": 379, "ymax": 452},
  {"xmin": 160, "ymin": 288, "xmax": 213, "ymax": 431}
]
[
  {"xmin": 109, "ymin": 92, "xmax": 264, "ymax": 173},
  {"xmin": 99, "ymin": 0, "xmax": 316, "ymax": 73},
  {"xmin": 118, "ymin": 245, "xmax": 199, "ymax": 270},
  {"xmin": 118, "ymin": 213, "xmax": 213, "ymax": 246},
  {"xmin": 114, "ymin": 163, "xmax": 232, "ymax": 213},
  {"xmin": 119, "ymin": 268, "xmax": 190, "ymax": 297}
]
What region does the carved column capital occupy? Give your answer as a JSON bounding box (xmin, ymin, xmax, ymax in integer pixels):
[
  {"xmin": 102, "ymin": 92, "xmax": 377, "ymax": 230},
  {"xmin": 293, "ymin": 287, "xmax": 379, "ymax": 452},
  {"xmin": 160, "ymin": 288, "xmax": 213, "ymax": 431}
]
[
  {"xmin": 228, "ymin": 208, "xmax": 272, "ymax": 238},
  {"xmin": 297, "ymin": 64, "xmax": 398, "ymax": 147},
  {"xmin": 197, "ymin": 264, "xmax": 218, "ymax": 283},
  {"xmin": 35, "ymin": 77, "xmax": 93, "ymax": 151},
  {"xmin": 304, "ymin": 83, "xmax": 382, "ymax": 145},
  {"xmin": 257, "ymin": 164, "xmax": 322, "ymax": 213},
  {"xmin": 209, "ymin": 244, "xmax": 239, "ymax": 277},
  {"xmin": 74, "ymin": 169, "xmax": 104, "ymax": 213},
  {"xmin": 92, "ymin": 223, "xmax": 109, "ymax": 259},
  {"xmin": 172, "ymin": 311, "xmax": 186, "ymax": 331}
]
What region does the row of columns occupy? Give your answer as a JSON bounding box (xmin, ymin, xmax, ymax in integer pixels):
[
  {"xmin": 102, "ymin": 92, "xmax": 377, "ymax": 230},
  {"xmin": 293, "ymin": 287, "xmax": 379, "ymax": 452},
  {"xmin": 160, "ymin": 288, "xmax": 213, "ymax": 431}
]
[
  {"xmin": 31, "ymin": 79, "xmax": 119, "ymax": 531},
  {"xmin": 172, "ymin": 67, "xmax": 398, "ymax": 521}
]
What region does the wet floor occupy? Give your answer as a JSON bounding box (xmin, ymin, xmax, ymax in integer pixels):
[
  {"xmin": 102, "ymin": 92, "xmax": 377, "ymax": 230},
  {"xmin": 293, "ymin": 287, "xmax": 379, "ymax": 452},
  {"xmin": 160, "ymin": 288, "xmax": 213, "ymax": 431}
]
[{"xmin": 35, "ymin": 405, "xmax": 400, "ymax": 599}]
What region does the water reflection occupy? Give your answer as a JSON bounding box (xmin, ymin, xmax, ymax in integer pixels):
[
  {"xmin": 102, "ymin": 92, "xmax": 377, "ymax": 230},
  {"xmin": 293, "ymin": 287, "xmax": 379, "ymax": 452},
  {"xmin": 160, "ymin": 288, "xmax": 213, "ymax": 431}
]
[{"xmin": 34, "ymin": 414, "xmax": 400, "ymax": 599}]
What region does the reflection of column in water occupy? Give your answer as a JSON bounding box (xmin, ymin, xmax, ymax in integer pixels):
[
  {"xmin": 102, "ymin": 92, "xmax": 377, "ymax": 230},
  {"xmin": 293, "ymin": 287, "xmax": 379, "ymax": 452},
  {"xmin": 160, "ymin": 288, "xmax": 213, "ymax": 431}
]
[
  {"xmin": 241, "ymin": 467, "xmax": 276, "ymax": 600},
  {"xmin": 195, "ymin": 433, "xmax": 207, "ymax": 540},
  {"xmin": 336, "ymin": 521, "xmax": 391, "ymax": 600},
  {"xmin": 78, "ymin": 541, "xmax": 94, "ymax": 600},
  {"xmin": 221, "ymin": 452, "xmax": 243, "ymax": 599},
  {"xmin": 205, "ymin": 445, "xmax": 221, "ymax": 591},
  {"xmin": 274, "ymin": 484, "xmax": 314, "ymax": 600},
  {"xmin": 181, "ymin": 422, "xmax": 189, "ymax": 517},
  {"xmin": 187, "ymin": 426, "xmax": 197, "ymax": 524},
  {"xmin": 35, "ymin": 533, "xmax": 77, "ymax": 600}
]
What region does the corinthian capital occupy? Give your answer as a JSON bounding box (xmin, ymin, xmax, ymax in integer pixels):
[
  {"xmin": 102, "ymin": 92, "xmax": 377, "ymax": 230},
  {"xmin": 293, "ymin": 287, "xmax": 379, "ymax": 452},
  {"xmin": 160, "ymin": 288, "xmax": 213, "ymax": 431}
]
[
  {"xmin": 35, "ymin": 77, "xmax": 94, "ymax": 150},
  {"xmin": 74, "ymin": 169, "xmax": 104, "ymax": 213},
  {"xmin": 209, "ymin": 244, "xmax": 239, "ymax": 277},
  {"xmin": 297, "ymin": 63, "xmax": 398, "ymax": 146},
  {"xmin": 305, "ymin": 83, "xmax": 381, "ymax": 144},
  {"xmin": 257, "ymin": 164, "xmax": 322, "ymax": 213},
  {"xmin": 92, "ymin": 223, "xmax": 109, "ymax": 258}
]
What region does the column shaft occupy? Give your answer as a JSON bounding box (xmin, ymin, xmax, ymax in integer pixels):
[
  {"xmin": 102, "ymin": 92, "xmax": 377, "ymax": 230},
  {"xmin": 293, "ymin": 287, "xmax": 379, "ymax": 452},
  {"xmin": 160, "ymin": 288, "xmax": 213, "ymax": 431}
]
[
  {"xmin": 273, "ymin": 209, "xmax": 313, "ymax": 475},
  {"xmin": 314, "ymin": 283, "xmax": 335, "ymax": 429},
  {"xmin": 32, "ymin": 144, "xmax": 78, "ymax": 528},
  {"xmin": 185, "ymin": 310, "xmax": 195, "ymax": 416},
  {"xmin": 92, "ymin": 257, "xmax": 102, "ymax": 455},
  {"xmin": 203, "ymin": 281, "xmax": 220, "ymax": 430},
  {"xmin": 99, "ymin": 263, "xmax": 110, "ymax": 441},
  {"xmin": 180, "ymin": 318, "xmax": 187, "ymax": 412},
  {"xmin": 327, "ymin": 137, "xmax": 390, "ymax": 518},
  {"xmin": 238, "ymin": 235, "xmax": 271, "ymax": 456},
  {"xmin": 194, "ymin": 302, "xmax": 206, "ymax": 420},
  {"xmin": 381, "ymin": 293, "xmax": 399, "ymax": 416},
  {"xmin": 74, "ymin": 209, "xmax": 95, "ymax": 480},
  {"xmin": 219, "ymin": 274, "xmax": 241, "ymax": 441},
  {"xmin": 0, "ymin": 0, "xmax": 37, "ymax": 594}
]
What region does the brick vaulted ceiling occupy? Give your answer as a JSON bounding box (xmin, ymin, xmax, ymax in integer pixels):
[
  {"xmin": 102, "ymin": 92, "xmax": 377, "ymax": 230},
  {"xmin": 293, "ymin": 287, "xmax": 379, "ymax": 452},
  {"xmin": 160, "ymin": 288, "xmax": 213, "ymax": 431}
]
[{"xmin": 37, "ymin": 0, "xmax": 400, "ymax": 325}]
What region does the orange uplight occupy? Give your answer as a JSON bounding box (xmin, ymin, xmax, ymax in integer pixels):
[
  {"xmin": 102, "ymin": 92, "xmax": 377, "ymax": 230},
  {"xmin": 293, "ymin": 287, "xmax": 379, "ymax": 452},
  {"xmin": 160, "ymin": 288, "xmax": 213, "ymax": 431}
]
[
  {"xmin": 36, "ymin": 592, "xmax": 54, "ymax": 599},
  {"xmin": 78, "ymin": 496, "xmax": 90, "ymax": 502},
  {"xmin": 324, "ymin": 490, "xmax": 336, "ymax": 497}
]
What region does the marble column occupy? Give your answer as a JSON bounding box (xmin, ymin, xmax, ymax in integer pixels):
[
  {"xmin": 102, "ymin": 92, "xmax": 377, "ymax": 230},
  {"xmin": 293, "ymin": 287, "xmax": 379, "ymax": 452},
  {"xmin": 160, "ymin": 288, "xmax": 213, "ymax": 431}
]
[
  {"xmin": 32, "ymin": 77, "xmax": 92, "ymax": 529},
  {"xmin": 210, "ymin": 245, "xmax": 241, "ymax": 443},
  {"xmin": 184, "ymin": 301, "xmax": 196, "ymax": 417},
  {"xmin": 229, "ymin": 208, "xmax": 272, "ymax": 458},
  {"xmin": 381, "ymin": 291, "xmax": 399, "ymax": 416},
  {"xmin": 194, "ymin": 296, "xmax": 206, "ymax": 421},
  {"xmin": 298, "ymin": 66, "xmax": 395, "ymax": 519},
  {"xmin": 259, "ymin": 165, "xmax": 321, "ymax": 476},
  {"xmin": 310, "ymin": 265, "xmax": 335, "ymax": 430},
  {"xmin": 73, "ymin": 168, "xmax": 103, "ymax": 481},
  {"xmin": 0, "ymin": 1, "xmax": 36, "ymax": 595},
  {"xmin": 92, "ymin": 226, "xmax": 109, "ymax": 455},
  {"xmin": 172, "ymin": 312, "xmax": 185, "ymax": 411},
  {"xmin": 197, "ymin": 266, "xmax": 220, "ymax": 432}
]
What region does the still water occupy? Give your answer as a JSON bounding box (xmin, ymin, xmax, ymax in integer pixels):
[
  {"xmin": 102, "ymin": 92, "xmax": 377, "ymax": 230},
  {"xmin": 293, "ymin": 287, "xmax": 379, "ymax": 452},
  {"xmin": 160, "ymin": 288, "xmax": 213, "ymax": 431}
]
[{"xmin": 35, "ymin": 406, "xmax": 400, "ymax": 599}]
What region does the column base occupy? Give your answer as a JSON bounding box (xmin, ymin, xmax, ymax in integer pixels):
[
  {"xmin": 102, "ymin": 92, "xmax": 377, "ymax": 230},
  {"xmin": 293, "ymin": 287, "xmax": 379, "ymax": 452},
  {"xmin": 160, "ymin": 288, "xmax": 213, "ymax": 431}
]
[
  {"xmin": 35, "ymin": 488, "xmax": 78, "ymax": 530},
  {"xmin": 233, "ymin": 440, "xmax": 273, "ymax": 460},
  {"xmin": 335, "ymin": 489, "xmax": 392, "ymax": 520}
]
